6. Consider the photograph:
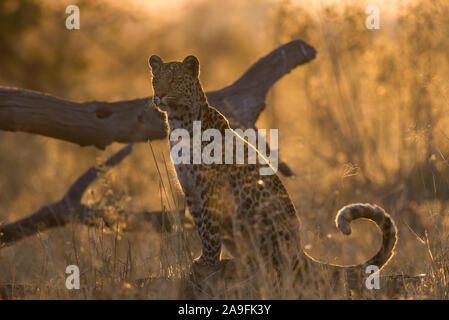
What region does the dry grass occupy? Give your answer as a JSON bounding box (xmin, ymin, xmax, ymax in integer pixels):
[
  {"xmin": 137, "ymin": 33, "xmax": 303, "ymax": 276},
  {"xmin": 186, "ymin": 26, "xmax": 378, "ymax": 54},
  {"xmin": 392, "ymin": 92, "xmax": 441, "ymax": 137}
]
[{"xmin": 1, "ymin": 0, "xmax": 449, "ymax": 299}]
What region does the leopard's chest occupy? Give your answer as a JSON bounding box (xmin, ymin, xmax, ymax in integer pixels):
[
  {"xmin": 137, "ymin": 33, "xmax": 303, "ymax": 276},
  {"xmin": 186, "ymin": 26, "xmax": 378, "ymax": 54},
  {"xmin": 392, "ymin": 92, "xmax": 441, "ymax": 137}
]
[
  {"xmin": 168, "ymin": 142, "xmax": 203, "ymax": 204},
  {"xmin": 167, "ymin": 116, "xmax": 221, "ymax": 197},
  {"xmin": 173, "ymin": 163, "xmax": 196, "ymax": 194}
]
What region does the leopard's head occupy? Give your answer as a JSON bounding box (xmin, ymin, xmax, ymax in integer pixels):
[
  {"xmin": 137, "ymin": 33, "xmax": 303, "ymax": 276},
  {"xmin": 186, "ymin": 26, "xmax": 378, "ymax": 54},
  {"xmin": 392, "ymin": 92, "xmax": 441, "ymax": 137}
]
[{"xmin": 149, "ymin": 55, "xmax": 203, "ymax": 116}]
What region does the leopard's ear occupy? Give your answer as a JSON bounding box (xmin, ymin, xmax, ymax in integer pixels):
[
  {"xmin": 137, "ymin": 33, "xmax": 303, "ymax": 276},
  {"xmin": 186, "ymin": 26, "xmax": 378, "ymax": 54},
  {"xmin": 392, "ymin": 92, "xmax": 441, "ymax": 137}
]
[
  {"xmin": 149, "ymin": 55, "xmax": 163, "ymax": 75},
  {"xmin": 182, "ymin": 55, "xmax": 199, "ymax": 77}
]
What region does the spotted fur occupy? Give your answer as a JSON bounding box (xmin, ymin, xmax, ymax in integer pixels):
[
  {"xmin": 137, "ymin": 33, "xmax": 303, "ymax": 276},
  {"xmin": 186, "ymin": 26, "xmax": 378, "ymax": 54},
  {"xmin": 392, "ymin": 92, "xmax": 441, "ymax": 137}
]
[{"xmin": 148, "ymin": 55, "xmax": 398, "ymax": 293}]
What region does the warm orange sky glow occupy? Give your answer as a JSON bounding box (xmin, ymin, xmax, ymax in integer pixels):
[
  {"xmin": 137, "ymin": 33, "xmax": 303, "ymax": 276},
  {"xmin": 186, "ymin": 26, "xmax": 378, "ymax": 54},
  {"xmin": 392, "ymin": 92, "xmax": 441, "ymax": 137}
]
[{"xmin": 128, "ymin": 0, "xmax": 409, "ymax": 24}]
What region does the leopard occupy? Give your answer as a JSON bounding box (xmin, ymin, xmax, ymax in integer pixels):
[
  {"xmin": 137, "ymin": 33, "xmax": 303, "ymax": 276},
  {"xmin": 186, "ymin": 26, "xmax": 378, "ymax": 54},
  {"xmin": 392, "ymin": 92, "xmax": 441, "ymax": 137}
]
[{"xmin": 148, "ymin": 54, "xmax": 398, "ymax": 297}]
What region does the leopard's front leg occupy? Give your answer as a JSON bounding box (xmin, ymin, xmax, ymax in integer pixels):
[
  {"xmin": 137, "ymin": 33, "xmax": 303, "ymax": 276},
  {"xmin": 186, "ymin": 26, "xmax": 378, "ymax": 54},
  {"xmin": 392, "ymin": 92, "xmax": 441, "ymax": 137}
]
[
  {"xmin": 195, "ymin": 212, "xmax": 222, "ymax": 266},
  {"xmin": 186, "ymin": 196, "xmax": 222, "ymax": 267}
]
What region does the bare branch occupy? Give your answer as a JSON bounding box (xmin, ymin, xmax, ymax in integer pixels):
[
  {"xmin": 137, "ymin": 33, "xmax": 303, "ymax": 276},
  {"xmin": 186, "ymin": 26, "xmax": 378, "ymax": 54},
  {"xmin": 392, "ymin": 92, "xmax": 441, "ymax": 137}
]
[
  {"xmin": 209, "ymin": 40, "xmax": 316, "ymax": 128},
  {"xmin": 0, "ymin": 144, "xmax": 139, "ymax": 246},
  {"xmin": 66, "ymin": 143, "xmax": 133, "ymax": 202}
]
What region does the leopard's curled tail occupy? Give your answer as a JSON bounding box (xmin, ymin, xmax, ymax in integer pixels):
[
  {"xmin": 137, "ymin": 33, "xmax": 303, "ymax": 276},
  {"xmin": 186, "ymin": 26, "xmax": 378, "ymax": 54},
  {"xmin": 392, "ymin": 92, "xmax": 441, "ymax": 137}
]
[{"xmin": 335, "ymin": 203, "xmax": 397, "ymax": 271}]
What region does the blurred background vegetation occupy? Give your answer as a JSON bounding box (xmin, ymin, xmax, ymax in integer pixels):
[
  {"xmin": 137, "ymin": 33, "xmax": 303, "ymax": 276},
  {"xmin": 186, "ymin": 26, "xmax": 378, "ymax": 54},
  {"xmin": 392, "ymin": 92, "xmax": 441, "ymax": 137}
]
[{"xmin": 1, "ymin": 0, "xmax": 449, "ymax": 298}]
